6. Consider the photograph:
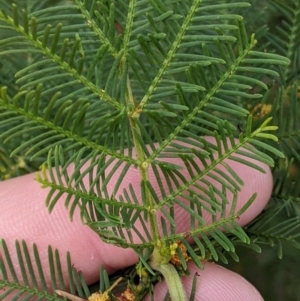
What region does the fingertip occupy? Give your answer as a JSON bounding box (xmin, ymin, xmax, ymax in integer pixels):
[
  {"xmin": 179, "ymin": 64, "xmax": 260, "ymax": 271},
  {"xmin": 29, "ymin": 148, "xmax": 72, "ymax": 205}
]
[
  {"xmin": 187, "ymin": 262, "xmax": 263, "ymax": 301},
  {"xmin": 147, "ymin": 262, "xmax": 263, "ymax": 301},
  {"xmin": 0, "ymin": 173, "xmax": 138, "ymax": 286}
]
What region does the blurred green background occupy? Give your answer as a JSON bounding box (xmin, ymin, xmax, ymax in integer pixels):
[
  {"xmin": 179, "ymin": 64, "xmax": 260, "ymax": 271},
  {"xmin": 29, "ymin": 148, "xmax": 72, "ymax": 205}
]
[{"xmin": 222, "ymin": 243, "xmax": 300, "ymax": 300}]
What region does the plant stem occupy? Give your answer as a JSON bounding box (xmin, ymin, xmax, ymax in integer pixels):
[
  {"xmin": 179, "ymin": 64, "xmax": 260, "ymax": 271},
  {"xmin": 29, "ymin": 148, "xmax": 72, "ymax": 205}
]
[
  {"xmin": 126, "ymin": 76, "xmax": 160, "ymax": 244},
  {"xmin": 150, "ymin": 248, "xmax": 187, "ymax": 301},
  {"xmin": 126, "ymin": 75, "xmax": 187, "ymax": 301}
]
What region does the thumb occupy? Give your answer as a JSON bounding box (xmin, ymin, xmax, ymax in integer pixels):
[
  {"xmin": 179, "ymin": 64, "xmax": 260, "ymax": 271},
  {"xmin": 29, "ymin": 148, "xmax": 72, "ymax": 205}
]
[{"xmin": 145, "ymin": 261, "xmax": 263, "ymax": 301}]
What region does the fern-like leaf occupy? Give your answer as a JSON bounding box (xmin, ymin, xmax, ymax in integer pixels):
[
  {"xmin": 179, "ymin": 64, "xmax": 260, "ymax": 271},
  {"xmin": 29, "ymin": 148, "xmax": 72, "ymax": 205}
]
[
  {"xmin": 0, "ymin": 239, "xmax": 90, "ymax": 301},
  {"xmin": 0, "ymin": 0, "xmax": 293, "ymax": 300}
]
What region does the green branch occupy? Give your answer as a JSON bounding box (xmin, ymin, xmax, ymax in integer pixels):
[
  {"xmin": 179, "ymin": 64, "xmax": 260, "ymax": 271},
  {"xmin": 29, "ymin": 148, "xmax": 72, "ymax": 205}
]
[
  {"xmin": 139, "ymin": 0, "xmax": 203, "ymax": 109},
  {"xmin": 0, "ymin": 7, "xmax": 121, "ymax": 110}
]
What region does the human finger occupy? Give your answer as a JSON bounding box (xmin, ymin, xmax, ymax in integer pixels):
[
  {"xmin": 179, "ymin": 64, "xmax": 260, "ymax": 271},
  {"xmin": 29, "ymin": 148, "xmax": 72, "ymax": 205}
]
[{"xmin": 144, "ymin": 261, "xmax": 263, "ymax": 301}]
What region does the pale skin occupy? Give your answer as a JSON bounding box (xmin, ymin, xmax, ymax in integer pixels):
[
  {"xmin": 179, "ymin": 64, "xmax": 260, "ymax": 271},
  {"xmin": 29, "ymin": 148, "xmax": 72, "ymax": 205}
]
[{"xmin": 0, "ymin": 144, "xmax": 273, "ymax": 300}]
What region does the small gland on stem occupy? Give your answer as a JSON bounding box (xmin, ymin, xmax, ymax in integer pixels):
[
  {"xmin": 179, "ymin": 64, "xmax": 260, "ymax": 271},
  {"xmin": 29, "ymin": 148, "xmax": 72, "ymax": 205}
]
[{"xmin": 141, "ymin": 161, "xmax": 149, "ymax": 169}]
